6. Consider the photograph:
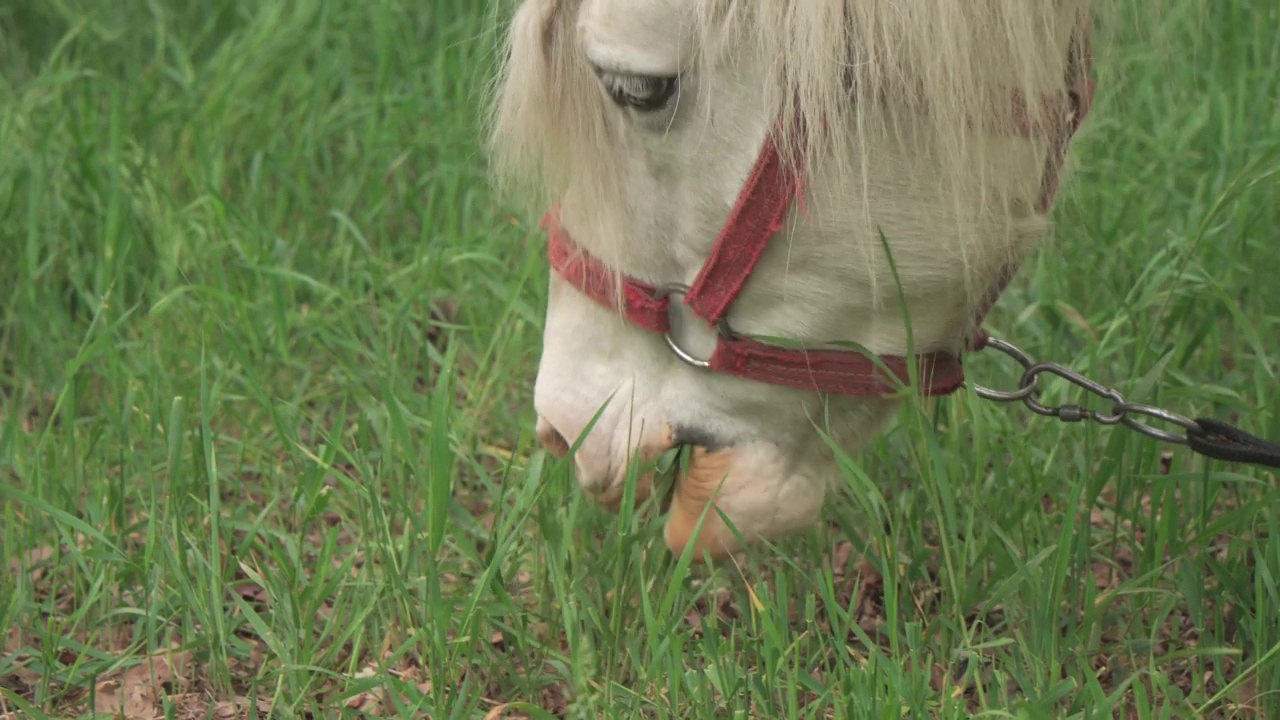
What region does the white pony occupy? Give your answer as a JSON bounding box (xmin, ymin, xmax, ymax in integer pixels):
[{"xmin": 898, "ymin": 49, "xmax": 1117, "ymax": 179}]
[{"xmin": 488, "ymin": 0, "xmax": 1100, "ymax": 558}]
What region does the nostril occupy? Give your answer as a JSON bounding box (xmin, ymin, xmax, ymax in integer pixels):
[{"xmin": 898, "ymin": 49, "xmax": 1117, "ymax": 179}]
[{"xmin": 536, "ymin": 417, "xmax": 571, "ymax": 458}]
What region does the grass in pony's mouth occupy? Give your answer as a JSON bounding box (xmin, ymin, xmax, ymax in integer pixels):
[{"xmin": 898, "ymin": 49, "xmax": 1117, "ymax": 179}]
[
  {"xmin": 2, "ymin": 1, "xmax": 1279, "ymax": 718},
  {"xmin": 651, "ymin": 444, "xmax": 691, "ymax": 515}
]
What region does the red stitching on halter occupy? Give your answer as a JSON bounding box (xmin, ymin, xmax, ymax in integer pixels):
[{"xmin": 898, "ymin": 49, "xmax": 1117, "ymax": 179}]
[{"xmin": 543, "ymin": 23, "xmax": 1094, "ymax": 398}]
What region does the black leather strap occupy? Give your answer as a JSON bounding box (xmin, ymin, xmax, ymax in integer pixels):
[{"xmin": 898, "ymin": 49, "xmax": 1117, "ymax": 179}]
[{"xmin": 1187, "ymin": 417, "xmax": 1280, "ymax": 470}]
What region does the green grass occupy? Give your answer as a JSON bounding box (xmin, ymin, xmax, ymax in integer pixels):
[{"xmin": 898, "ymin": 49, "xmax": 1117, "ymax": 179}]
[{"xmin": 1, "ymin": 1, "xmax": 1278, "ymax": 718}]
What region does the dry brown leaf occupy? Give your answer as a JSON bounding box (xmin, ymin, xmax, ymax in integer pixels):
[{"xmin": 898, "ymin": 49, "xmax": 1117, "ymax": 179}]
[
  {"xmin": 683, "ymin": 609, "xmax": 706, "ymax": 637},
  {"xmin": 826, "ymin": 541, "xmax": 855, "ymax": 575},
  {"xmin": 343, "ymin": 692, "xmax": 384, "ymax": 714},
  {"xmin": 398, "ymin": 666, "xmax": 434, "ymax": 696},
  {"xmin": 484, "ymin": 704, "xmax": 533, "ymax": 720},
  {"xmin": 93, "ymin": 648, "xmax": 192, "ymax": 720},
  {"xmin": 165, "ymin": 694, "xmax": 273, "ymax": 719},
  {"xmin": 94, "ymin": 678, "xmax": 153, "ymax": 719},
  {"xmin": 4, "ymin": 626, "xmax": 23, "ymax": 654},
  {"xmin": 542, "ymin": 681, "xmax": 569, "ymax": 716},
  {"xmin": 344, "ymin": 665, "xmax": 387, "ymax": 715},
  {"xmin": 231, "ymin": 581, "xmax": 269, "ymax": 605},
  {"xmin": 1228, "ymin": 678, "xmax": 1262, "ymax": 718},
  {"xmin": 2, "ymin": 632, "xmax": 41, "ymax": 699},
  {"xmin": 10, "ymin": 546, "xmax": 55, "ymax": 583}
]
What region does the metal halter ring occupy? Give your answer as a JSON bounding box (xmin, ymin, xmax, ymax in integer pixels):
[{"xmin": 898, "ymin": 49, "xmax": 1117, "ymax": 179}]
[
  {"xmin": 652, "ymin": 282, "xmax": 735, "ymax": 370},
  {"xmin": 971, "ymin": 336, "xmax": 1041, "ymax": 403}
]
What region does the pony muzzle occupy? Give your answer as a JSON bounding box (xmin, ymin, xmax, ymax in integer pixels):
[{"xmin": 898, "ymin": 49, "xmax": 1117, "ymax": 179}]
[
  {"xmin": 534, "ymin": 414, "xmax": 675, "ymax": 511},
  {"xmin": 536, "ymin": 414, "xmax": 826, "ymax": 558}
]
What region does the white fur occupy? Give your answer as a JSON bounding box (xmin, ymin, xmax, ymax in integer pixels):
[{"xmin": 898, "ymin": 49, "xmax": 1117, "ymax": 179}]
[{"xmin": 489, "ymin": 0, "xmax": 1098, "ymax": 552}]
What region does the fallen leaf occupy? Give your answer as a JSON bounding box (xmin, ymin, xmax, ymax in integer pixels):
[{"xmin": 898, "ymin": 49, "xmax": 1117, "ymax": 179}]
[
  {"xmin": 4, "ymin": 626, "xmax": 24, "ymax": 654},
  {"xmin": 93, "ymin": 648, "xmax": 192, "ymax": 720},
  {"xmin": 484, "ymin": 704, "xmax": 533, "ymax": 720},
  {"xmin": 542, "ymin": 681, "xmax": 569, "ymax": 715},
  {"xmin": 10, "ymin": 546, "xmax": 55, "ymax": 589},
  {"xmin": 195, "ymin": 694, "xmax": 275, "ymax": 719},
  {"xmin": 826, "ymin": 541, "xmax": 854, "ymax": 575},
  {"xmin": 344, "ymin": 665, "xmax": 387, "ymax": 715}
]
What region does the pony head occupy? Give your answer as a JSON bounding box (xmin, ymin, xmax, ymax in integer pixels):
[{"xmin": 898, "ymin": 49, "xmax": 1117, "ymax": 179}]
[{"xmin": 488, "ymin": 0, "xmax": 1095, "ymax": 557}]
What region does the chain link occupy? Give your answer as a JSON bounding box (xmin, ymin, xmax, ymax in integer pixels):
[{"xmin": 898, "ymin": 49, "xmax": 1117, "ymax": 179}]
[{"xmin": 971, "ymin": 337, "xmax": 1202, "ymax": 446}]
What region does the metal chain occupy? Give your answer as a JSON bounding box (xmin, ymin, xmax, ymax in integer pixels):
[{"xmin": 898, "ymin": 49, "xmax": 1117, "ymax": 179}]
[{"xmin": 971, "ymin": 337, "xmax": 1202, "ymax": 446}]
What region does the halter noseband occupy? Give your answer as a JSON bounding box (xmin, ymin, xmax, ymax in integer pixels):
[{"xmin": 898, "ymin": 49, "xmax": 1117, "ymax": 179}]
[{"xmin": 542, "ymin": 26, "xmax": 1095, "ymax": 398}]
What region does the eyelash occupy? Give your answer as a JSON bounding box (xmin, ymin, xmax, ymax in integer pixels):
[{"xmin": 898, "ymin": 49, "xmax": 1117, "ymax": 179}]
[{"xmin": 598, "ymin": 72, "xmax": 680, "ymax": 112}]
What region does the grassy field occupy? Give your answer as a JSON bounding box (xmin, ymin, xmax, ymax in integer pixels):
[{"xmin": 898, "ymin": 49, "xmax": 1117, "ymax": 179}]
[{"xmin": 2, "ymin": 1, "xmax": 1278, "ymax": 718}]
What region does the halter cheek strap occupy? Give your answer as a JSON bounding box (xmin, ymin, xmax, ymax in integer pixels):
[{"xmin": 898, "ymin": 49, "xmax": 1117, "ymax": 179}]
[
  {"xmin": 543, "ymin": 25, "xmax": 1094, "ymax": 398},
  {"xmin": 680, "ymin": 129, "xmax": 801, "ymax": 327}
]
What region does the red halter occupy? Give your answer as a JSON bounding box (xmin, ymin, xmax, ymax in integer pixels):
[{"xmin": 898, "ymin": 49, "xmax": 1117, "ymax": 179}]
[{"xmin": 543, "ymin": 28, "xmax": 1095, "ymax": 398}]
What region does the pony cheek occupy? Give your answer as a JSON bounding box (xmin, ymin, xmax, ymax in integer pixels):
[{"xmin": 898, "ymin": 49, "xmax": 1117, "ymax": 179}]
[{"xmin": 663, "ymin": 445, "xmax": 827, "ymax": 559}]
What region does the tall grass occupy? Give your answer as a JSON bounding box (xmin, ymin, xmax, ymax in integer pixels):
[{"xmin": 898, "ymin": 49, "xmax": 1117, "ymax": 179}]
[{"xmin": 1, "ymin": 0, "xmax": 1277, "ymax": 717}]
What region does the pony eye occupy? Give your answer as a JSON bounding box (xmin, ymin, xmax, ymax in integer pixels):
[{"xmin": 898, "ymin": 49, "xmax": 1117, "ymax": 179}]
[{"xmin": 599, "ymin": 72, "xmax": 679, "ymax": 112}]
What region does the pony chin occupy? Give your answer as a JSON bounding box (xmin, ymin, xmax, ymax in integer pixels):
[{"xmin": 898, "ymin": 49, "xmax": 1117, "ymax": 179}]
[{"xmin": 663, "ymin": 443, "xmax": 830, "ymax": 559}]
